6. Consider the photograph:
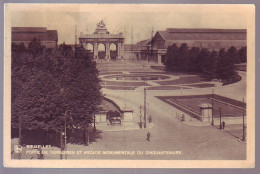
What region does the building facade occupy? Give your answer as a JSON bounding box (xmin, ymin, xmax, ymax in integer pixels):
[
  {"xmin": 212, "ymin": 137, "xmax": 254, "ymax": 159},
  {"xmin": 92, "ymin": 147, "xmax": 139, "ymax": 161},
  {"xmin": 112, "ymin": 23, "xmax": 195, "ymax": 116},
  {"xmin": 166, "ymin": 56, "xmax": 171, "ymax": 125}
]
[
  {"xmin": 125, "ymin": 28, "xmax": 247, "ymax": 64},
  {"xmin": 148, "ymin": 28, "xmax": 247, "ymax": 64},
  {"xmin": 124, "ymin": 39, "xmax": 151, "ymax": 60},
  {"xmin": 12, "ymin": 27, "xmax": 58, "ymax": 48}
]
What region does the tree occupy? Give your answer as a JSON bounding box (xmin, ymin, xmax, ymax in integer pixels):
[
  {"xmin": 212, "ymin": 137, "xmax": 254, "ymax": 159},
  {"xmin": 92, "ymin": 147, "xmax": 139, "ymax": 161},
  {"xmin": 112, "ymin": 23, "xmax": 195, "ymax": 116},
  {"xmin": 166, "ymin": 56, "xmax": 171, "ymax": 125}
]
[
  {"xmin": 192, "ymin": 48, "xmax": 209, "ymax": 73},
  {"xmin": 165, "ymin": 44, "xmax": 179, "ymax": 71},
  {"xmin": 187, "ymin": 47, "xmax": 200, "ymax": 72},
  {"xmin": 59, "ymin": 42, "xmax": 73, "ymax": 57},
  {"xmin": 216, "ymin": 48, "xmax": 237, "ymax": 81},
  {"xmin": 28, "ymin": 38, "xmax": 45, "ymax": 58},
  {"xmin": 177, "ymin": 43, "xmax": 189, "ymax": 71},
  {"xmin": 227, "ymin": 46, "xmax": 240, "ymax": 64},
  {"xmin": 238, "ymin": 46, "xmax": 247, "ymax": 63},
  {"xmin": 11, "ymin": 42, "xmax": 102, "ymax": 145},
  {"xmin": 164, "ymin": 44, "xmax": 239, "ymax": 84},
  {"xmin": 203, "ymin": 50, "xmax": 218, "ymax": 79},
  {"xmin": 12, "ymin": 42, "xmax": 26, "ymax": 53}
]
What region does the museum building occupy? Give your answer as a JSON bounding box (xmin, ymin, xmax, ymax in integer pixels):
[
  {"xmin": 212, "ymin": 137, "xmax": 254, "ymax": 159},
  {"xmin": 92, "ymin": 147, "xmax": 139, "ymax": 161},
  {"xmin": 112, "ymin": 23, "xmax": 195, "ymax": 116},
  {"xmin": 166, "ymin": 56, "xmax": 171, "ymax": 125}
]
[
  {"xmin": 127, "ymin": 28, "xmax": 247, "ymax": 64},
  {"xmin": 12, "ymin": 27, "xmax": 58, "ymax": 48}
]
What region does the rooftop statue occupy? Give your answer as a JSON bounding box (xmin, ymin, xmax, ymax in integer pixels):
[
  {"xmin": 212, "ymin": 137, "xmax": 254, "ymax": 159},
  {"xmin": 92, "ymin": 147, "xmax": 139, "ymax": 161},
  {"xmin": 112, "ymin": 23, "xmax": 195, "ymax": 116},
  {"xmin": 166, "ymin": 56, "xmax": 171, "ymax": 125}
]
[{"xmin": 97, "ymin": 20, "xmax": 106, "ymax": 29}]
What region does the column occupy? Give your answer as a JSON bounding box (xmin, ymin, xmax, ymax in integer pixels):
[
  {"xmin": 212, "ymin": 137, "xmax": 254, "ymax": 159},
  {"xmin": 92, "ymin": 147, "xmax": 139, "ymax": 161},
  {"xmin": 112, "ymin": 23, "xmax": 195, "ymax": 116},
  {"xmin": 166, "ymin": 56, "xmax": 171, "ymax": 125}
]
[
  {"xmin": 117, "ymin": 43, "xmax": 121, "ymax": 60},
  {"xmin": 120, "ymin": 43, "xmax": 124, "ymax": 59},
  {"xmin": 93, "ymin": 42, "xmax": 98, "ymax": 59},
  {"xmin": 157, "ymin": 53, "xmax": 162, "ymax": 65},
  {"xmin": 105, "ymin": 42, "xmax": 110, "ymax": 60}
]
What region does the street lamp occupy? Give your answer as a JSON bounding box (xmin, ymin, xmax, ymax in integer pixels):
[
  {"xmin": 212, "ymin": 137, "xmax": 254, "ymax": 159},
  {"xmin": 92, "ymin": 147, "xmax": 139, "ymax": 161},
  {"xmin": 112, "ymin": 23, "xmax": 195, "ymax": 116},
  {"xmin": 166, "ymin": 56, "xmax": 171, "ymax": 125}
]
[
  {"xmin": 60, "ymin": 126, "xmax": 64, "ymax": 160},
  {"xmin": 139, "ymin": 106, "xmax": 142, "ymax": 128},
  {"xmin": 64, "ymin": 110, "xmax": 71, "ymax": 159},
  {"xmin": 94, "ymin": 113, "xmax": 96, "ymax": 132},
  {"xmin": 242, "ymin": 98, "xmax": 246, "ymax": 141},
  {"xmin": 211, "ymin": 89, "xmax": 214, "ymax": 126},
  {"xmin": 219, "ymin": 107, "xmax": 222, "ymax": 130},
  {"xmin": 144, "ymin": 86, "xmax": 147, "ymax": 128}
]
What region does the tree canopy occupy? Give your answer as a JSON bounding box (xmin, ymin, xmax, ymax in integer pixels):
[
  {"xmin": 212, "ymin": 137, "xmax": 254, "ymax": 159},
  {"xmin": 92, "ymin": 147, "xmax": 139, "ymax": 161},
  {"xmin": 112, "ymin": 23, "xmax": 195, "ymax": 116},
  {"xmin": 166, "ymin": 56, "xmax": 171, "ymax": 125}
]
[
  {"xmin": 164, "ymin": 43, "xmax": 246, "ymax": 82},
  {"xmin": 11, "ymin": 40, "xmax": 102, "ymax": 134}
]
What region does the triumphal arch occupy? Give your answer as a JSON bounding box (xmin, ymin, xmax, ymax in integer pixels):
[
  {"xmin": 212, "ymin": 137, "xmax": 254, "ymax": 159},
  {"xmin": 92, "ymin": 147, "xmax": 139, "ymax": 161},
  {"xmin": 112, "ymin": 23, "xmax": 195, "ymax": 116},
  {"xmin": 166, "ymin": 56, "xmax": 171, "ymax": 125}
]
[{"xmin": 79, "ymin": 20, "xmax": 125, "ymax": 60}]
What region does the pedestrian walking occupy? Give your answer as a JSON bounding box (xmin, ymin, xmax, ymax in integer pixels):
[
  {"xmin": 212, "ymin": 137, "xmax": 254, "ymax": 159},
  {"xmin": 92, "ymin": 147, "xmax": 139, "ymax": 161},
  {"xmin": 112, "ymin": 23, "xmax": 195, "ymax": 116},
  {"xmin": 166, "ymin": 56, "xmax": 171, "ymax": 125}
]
[
  {"xmin": 148, "ymin": 115, "xmax": 152, "ymax": 123},
  {"xmin": 222, "ymin": 121, "xmax": 225, "ymax": 130},
  {"xmin": 146, "ymin": 132, "xmax": 151, "ymax": 141},
  {"xmin": 139, "ymin": 121, "xmax": 143, "ymax": 128}
]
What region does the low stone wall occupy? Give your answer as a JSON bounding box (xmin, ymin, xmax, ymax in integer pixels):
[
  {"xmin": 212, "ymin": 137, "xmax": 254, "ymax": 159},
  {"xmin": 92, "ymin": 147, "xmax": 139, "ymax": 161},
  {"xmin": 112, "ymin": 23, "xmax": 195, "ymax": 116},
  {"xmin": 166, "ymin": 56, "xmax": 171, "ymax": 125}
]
[{"xmin": 213, "ymin": 116, "xmax": 246, "ymax": 125}]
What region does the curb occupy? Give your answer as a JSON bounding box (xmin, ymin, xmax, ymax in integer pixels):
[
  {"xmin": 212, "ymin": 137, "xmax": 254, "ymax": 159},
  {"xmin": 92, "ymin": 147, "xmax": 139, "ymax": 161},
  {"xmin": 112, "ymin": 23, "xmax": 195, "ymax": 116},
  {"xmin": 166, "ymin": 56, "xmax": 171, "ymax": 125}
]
[
  {"xmin": 97, "ymin": 123, "xmax": 154, "ymax": 132},
  {"xmin": 182, "ymin": 121, "xmax": 210, "ymax": 127}
]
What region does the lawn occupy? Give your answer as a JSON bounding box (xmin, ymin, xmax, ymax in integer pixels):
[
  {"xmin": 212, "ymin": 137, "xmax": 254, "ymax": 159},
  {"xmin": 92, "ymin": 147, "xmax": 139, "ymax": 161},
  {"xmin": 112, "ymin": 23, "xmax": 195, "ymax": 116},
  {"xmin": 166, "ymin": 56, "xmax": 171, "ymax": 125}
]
[
  {"xmin": 100, "ymin": 81, "xmax": 149, "ymax": 86},
  {"xmin": 183, "ymin": 83, "xmax": 215, "ymax": 88},
  {"xmin": 102, "ymin": 85, "xmax": 137, "ymax": 90},
  {"xmin": 168, "ymin": 98, "xmax": 244, "ymax": 117},
  {"xmin": 147, "ymin": 86, "xmax": 190, "ymax": 90},
  {"xmin": 99, "ymin": 71, "xmax": 124, "ymax": 75},
  {"xmin": 157, "ymin": 95, "xmax": 246, "ymax": 118},
  {"xmin": 156, "ymin": 75, "xmax": 208, "ymax": 85}
]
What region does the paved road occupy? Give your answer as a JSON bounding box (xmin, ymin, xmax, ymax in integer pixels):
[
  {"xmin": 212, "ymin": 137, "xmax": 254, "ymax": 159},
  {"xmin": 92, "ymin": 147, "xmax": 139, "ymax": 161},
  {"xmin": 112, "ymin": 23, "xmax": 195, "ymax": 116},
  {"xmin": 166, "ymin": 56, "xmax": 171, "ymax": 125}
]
[
  {"xmin": 37, "ymin": 71, "xmax": 247, "ymax": 160},
  {"xmin": 81, "ymin": 89, "xmax": 245, "ymax": 160},
  {"xmin": 61, "ymin": 71, "xmax": 247, "ymax": 160}
]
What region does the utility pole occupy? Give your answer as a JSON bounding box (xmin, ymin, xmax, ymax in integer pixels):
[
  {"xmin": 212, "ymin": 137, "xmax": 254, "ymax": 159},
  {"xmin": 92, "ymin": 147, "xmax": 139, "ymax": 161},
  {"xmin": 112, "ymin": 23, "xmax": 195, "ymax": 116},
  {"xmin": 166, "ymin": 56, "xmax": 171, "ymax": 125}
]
[
  {"xmin": 219, "ymin": 107, "xmax": 222, "ymax": 130},
  {"xmin": 131, "ymin": 25, "xmax": 133, "ymax": 59},
  {"xmin": 124, "ymin": 25, "xmax": 126, "ymax": 42},
  {"xmin": 94, "ymin": 113, "xmax": 96, "ymax": 132},
  {"xmin": 75, "ymin": 25, "xmax": 77, "ymax": 58},
  {"xmin": 144, "ymin": 87, "xmax": 147, "ymax": 128},
  {"xmin": 64, "ymin": 110, "xmax": 70, "ymax": 159},
  {"xmin": 60, "ymin": 126, "xmax": 64, "ymax": 160},
  {"xmin": 64, "ymin": 111, "xmax": 67, "ymax": 159},
  {"xmin": 149, "ymin": 26, "xmax": 154, "ymax": 63},
  {"xmin": 242, "ymin": 98, "xmax": 245, "ymax": 141},
  {"xmin": 211, "ymin": 89, "xmax": 214, "ymax": 126},
  {"xmin": 139, "ymin": 106, "xmax": 142, "ymax": 128}
]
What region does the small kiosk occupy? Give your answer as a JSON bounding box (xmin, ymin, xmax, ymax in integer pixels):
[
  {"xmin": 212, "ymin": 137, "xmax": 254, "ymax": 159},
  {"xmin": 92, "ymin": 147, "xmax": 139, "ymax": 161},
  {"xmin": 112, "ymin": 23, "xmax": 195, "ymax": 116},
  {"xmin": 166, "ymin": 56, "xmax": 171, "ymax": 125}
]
[
  {"xmin": 122, "ymin": 108, "xmax": 134, "ymax": 126},
  {"xmin": 199, "ymin": 103, "xmax": 213, "ymax": 123},
  {"xmin": 95, "ymin": 111, "xmax": 107, "ymax": 124}
]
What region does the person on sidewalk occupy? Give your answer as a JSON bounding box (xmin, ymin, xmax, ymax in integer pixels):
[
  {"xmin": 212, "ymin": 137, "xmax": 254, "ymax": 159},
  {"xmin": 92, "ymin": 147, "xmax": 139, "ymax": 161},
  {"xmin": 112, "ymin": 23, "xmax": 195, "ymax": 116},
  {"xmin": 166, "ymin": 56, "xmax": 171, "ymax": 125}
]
[
  {"xmin": 222, "ymin": 121, "xmax": 225, "ymax": 130},
  {"xmin": 146, "ymin": 132, "xmax": 151, "ymax": 141}
]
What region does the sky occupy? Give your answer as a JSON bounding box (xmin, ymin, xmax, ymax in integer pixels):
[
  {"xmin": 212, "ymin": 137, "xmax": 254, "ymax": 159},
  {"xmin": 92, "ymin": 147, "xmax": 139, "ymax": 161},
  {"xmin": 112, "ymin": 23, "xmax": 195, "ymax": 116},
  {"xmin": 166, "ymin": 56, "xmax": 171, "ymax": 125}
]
[{"xmin": 6, "ymin": 4, "xmax": 250, "ymax": 44}]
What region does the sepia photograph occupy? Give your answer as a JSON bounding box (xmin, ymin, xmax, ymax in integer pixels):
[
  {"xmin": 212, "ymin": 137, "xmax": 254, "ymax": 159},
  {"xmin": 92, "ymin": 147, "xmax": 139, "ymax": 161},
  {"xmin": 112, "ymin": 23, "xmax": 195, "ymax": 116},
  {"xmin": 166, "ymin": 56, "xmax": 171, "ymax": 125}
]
[{"xmin": 3, "ymin": 3, "xmax": 255, "ymax": 168}]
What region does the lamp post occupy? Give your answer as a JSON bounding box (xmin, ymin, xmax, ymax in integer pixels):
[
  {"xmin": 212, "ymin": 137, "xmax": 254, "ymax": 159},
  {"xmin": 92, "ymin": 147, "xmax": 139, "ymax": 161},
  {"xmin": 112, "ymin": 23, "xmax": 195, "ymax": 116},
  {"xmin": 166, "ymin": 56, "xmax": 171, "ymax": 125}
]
[
  {"xmin": 139, "ymin": 106, "xmax": 142, "ymax": 128},
  {"xmin": 219, "ymin": 107, "xmax": 222, "ymax": 130},
  {"xmin": 211, "ymin": 89, "xmax": 214, "ymax": 126},
  {"xmin": 144, "ymin": 87, "xmax": 147, "ymax": 128},
  {"xmin": 64, "ymin": 110, "xmax": 71, "ymax": 159},
  {"xmin": 242, "ymin": 98, "xmax": 245, "ymax": 141},
  {"xmin": 94, "ymin": 113, "xmax": 96, "ymax": 132},
  {"xmin": 60, "ymin": 126, "xmax": 64, "ymax": 160}
]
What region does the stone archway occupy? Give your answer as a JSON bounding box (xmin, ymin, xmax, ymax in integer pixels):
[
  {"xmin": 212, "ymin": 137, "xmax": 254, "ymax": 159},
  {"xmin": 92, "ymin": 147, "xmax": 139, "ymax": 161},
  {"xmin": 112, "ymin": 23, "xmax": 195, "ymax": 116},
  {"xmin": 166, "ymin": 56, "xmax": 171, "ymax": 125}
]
[
  {"xmin": 110, "ymin": 43, "xmax": 117, "ymax": 59},
  {"xmin": 98, "ymin": 43, "xmax": 106, "ymax": 59},
  {"xmin": 79, "ymin": 20, "xmax": 125, "ymax": 60},
  {"xmin": 85, "ymin": 43, "xmax": 94, "ymax": 59}
]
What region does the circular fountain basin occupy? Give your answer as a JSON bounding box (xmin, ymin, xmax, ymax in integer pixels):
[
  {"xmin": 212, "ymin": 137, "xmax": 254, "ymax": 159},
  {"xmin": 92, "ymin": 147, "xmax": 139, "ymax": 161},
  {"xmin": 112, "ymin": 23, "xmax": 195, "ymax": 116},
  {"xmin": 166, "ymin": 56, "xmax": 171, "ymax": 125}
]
[{"xmin": 103, "ymin": 74, "xmax": 171, "ymax": 81}]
